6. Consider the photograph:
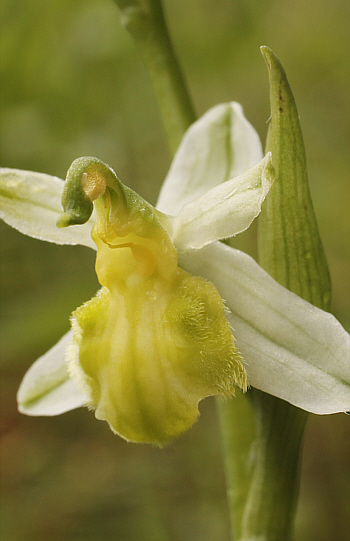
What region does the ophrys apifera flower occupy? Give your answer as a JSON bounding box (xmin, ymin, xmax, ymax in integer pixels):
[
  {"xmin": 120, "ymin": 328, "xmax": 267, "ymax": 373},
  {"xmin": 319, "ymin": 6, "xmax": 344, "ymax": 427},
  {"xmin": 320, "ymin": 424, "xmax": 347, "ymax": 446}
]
[{"xmin": 1, "ymin": 103, "xmax": 349, "ymax": 445}]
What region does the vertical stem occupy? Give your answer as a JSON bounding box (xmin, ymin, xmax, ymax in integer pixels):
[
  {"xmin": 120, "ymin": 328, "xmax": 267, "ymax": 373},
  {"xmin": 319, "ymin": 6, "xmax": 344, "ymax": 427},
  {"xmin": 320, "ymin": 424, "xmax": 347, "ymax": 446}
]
[
  {"xmin": 241, "ymin": 393, "xmax": 307, "ymax": 541},
  {"xmin": 217, "ymin": 393, "xmax": 256, "ymax": 541},
  {"xmin": 115, "ymin": 0, "xmax": 196, "ymax": 154}
]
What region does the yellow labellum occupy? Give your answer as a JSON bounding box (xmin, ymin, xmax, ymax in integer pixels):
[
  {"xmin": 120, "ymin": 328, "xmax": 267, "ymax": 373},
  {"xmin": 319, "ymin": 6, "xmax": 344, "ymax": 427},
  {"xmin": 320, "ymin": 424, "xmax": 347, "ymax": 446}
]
[{"xmin": 61, "ymin": 158, "xmax": 247, "ymax": 445}]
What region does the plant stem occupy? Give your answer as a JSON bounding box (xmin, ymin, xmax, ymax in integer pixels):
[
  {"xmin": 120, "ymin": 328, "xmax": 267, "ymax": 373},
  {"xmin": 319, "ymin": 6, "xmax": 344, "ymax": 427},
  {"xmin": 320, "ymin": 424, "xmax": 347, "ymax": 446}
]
[
  {"xmin": 114, "ymin": 0, "xmax": 196, "ymax": 154},
  {"xmin": 217, "ymin": 393, "xmax": 256, "ymax": 541},
  {"xmin": 241, "ymin": 393, "xmax": 307, "ymax": 541}
]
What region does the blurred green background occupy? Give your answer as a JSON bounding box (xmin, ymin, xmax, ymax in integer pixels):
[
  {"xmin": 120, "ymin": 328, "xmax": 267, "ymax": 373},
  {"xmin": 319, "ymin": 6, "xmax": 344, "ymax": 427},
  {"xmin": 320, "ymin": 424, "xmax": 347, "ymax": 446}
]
[{"xmin": 0, "ymin": 0, "xmax": 349, "ymax": 540}]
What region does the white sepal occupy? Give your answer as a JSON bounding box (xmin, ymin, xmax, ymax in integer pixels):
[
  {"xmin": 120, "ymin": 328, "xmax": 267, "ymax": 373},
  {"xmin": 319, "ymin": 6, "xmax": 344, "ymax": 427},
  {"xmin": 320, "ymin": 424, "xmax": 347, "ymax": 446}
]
[
  {"xmin": 0, "ymin": 168, "xmax": 96, "ymax": 249},
  {"xmin": 17, "ymin": 331, "xmax": 88, "ymax": 416},
  {"xmin": 179, "ymin": 242, "xmax": 350, "ymax": 414},
  {"xmin": 157, "ymin": 102, "xmax": 263, "ymax": 215}
]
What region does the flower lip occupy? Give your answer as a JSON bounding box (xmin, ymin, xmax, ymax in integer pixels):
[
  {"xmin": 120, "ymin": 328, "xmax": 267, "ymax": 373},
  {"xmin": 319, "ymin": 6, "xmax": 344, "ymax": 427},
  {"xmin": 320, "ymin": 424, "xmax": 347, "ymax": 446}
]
[{"xmin": 57, "ymin": 156, "xmax": 248, "ymax": 444}]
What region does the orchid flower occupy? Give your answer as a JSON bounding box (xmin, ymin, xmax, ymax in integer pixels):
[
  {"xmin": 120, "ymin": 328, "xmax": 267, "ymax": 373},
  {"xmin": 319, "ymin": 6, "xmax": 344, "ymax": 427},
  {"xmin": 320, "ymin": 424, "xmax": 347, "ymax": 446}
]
[{"xmin": 1, "ymin": 102, "xmax": 349, "ymax": 445}]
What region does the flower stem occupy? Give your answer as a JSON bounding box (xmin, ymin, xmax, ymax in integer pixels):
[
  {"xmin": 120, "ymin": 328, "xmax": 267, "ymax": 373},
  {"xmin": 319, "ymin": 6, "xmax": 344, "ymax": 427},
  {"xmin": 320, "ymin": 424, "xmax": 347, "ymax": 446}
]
[
  {"xmin": 114, "ymin": 0, "xmax": 196, "ymax": 154},
  {"xmin": 217, "ymin": 393, "xmax": 256, "ymax": 541},
  {"xmin": 240, "ymin": 393, "xmax": 308, "ymax": 541}
]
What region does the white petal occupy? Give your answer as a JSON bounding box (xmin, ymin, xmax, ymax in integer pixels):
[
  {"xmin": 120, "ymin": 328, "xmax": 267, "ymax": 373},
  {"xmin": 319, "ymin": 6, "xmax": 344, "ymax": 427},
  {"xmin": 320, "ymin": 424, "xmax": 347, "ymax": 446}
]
[
  {"xmin": 173, "ymin": 153, "xmax": 273, "ymax": 251},
  {"xmin": 179, "ymin": 242, "xmax": 350, "ymax": 414},
  {"xmin": 17, "ymin": 331, "xmax": 88, "ymax": 416},
  {"xmin": 157, "ymin": 102, "xmax": 263, "ymax": 215},
  {"xmin": 0, "ymin": 168, "xmax": 96, "ymax": 249}
]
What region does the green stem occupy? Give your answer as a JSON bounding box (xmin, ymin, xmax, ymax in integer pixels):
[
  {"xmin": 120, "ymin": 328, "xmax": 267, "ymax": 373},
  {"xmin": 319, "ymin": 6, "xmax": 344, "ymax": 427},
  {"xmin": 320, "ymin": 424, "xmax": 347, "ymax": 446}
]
[
  {"xmin": 217, "ymin": 393, "xmax": 256, "ymax": 541},
  {"xmin": 114, "ymin": 0, "xmax": 196, "ymax": 154},
  {"xmin": 218, "ymin": 389, "xmax": 307, "ymax": 541},
  {"xmin": 219, "ymin": 397, "xmax": 306, "ymax": 541},
  {"xmin": 241, "ymin": 393, "xmax": 307, "ymax": 541}
]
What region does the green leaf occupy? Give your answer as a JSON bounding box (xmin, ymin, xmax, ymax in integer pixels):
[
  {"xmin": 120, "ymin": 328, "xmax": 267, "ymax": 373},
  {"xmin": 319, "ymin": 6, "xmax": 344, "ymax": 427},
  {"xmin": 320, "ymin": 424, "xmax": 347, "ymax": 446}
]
[{"xmin": 258, "ymin": 47, "xmax": 331, "ymax": 310}]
